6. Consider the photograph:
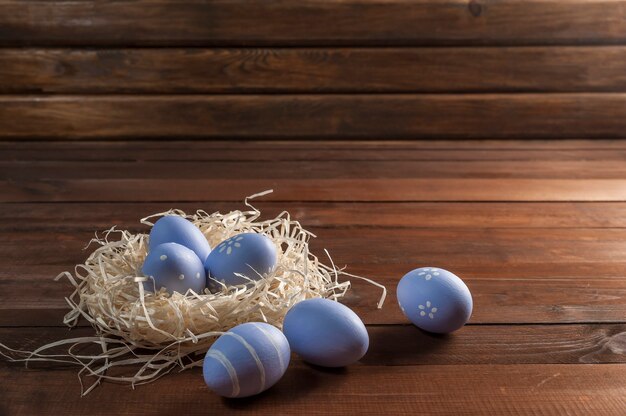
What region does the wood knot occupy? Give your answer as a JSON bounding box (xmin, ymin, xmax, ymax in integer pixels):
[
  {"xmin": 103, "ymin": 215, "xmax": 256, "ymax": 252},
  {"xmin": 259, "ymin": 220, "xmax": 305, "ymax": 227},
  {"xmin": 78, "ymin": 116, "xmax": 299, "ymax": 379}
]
[{"xmin": 468, "ymin": 0, "xmax": 482, "ymax": 17}]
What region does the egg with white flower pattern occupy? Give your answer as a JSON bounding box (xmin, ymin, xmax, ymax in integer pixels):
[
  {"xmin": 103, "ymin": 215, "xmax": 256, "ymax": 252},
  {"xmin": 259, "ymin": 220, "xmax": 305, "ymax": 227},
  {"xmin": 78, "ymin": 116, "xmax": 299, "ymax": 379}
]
[
  {"xmin": 203, "ymin": 322, "xmax": 290, "ymax": 398},
  {"xmin": 142, "ymin": 242, "xmax": 206, "ymax": 294},
  {"xmin": 396, "ymin": 267, "xmax": 472, "ymax": 334},
  {"xmin": 204, "ymin": 233, "xmax": 277, "ymax": 292}
]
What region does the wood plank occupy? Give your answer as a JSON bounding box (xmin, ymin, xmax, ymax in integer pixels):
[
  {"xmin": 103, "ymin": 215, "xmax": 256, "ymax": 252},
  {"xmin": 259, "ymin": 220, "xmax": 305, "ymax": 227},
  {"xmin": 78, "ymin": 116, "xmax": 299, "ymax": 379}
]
[
  {"xmin": 6, "ymin": 147, "xmax": 626, "ymax": 163},
  {"xmin": 3, "ymin": 227, "xmax": 626, "ymax": 326},
  {"xmin": 1, "ymin": 362, "xmax": 625, "ymax": 415},
  {"xmin": 309, "ymin": 227, "xmax": 626, "ymax": 270},
  {"xmin": 2, "ymin": 0, "xmax": 626, "ymax": 46},
  {"xmin": 4, "ymin": 47, "xmax": 626, "ymax": 93},
  {"xmin": 5, "ymin": 228, "xmax": 625, "ymax": 270},
  {"xmin": 3, "ymin": 178, "xmax": 626, "ymax": 202},
  {"xmin": 6, "ymin": 159, "xmax": 626, "ymax": 180},
  {"xmin": 2, "ymin": 202, "xmax": 626, "ymax": 230},
  {"xmin": 4, "ymin": 269, "xmax": 626, "ymax": 326},
  {"xmin": 3, "ymin": 94, "xmax": 626, "ymax": 140},
  {"xmin": 351, "ymin": 277, "xmax": 626, "ymax": 325},
  {"xmin": 6, "ymin": 141, "xmax": 626, "ymax": 162},
  {"xmin": 3, "ymin": 324, "xmax": 626, "ymax": 365}
]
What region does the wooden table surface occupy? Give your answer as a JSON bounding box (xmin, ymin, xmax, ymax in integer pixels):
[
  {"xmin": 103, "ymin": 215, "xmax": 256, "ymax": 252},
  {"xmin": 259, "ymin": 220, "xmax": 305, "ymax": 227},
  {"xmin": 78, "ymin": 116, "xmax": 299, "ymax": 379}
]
[{"xmin": 2, "ymin": 139, "xmax": 626, "ymax": 415}]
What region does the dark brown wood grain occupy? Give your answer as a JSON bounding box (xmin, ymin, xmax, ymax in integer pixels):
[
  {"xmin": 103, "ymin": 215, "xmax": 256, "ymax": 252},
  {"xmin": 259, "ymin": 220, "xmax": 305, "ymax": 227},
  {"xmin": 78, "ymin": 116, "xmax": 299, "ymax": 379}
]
[
  {"xmin": 4, "ymin": 178, "xmax": 626, "ymax": 202},
  {"xmin": 5, "ymin": 228, "xmax": 626, "ymax": 270},
  {"xmin": 2, "ymin": 0, "xmax": 626, "ymax": 411},
  {"xmin": 2, "ymin": 200, "xmax": 626, "ymax": 326},
  {"xmin": 3, "ymin": 94, "xmax": 626, "ymax": 140},
  {"xmin": 2, "ymin": 140, "xmax": 626, "ymax": 413},
  {"xmin": 3, "ymin": 225, "xmax": 626, "ymax": 326},
  {"xmin": 6, "ymin": 159, "xmax": 626, "ymax": 180},
  {"xmin": 3, "ymin": 47, "xmax": 626, "ymax": 93},
  {"xmin": 3, "ymin": 324, "xmax": 626, "ymax": 365},
  {"xmin": 1, "ymin": 362, "xmax": 625, "ymax": 415},
  {"xmin": 2, "ymin": 0, "xmax": 626, "ymax": 46},
  {"xmin": 5, "ymin": 139, "xmax": 626, "ymax": 153},
  {"xmin": 3, "ymin": 269, "xmax": 626, "ymax": 326},
  {"xmin": 7, "ymin": 141, "xmax": 626, "ymax": 162},
  {"xmin": 2, "ymin": 202, "xmax": 626, "ymax": 230}
]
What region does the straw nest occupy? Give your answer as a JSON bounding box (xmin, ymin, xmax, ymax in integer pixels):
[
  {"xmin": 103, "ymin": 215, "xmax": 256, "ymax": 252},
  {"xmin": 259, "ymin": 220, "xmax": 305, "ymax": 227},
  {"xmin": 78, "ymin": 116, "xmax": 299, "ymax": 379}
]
[{"xmin": 0, "ymin": 191, "xmax": 385, "ymax": 395}]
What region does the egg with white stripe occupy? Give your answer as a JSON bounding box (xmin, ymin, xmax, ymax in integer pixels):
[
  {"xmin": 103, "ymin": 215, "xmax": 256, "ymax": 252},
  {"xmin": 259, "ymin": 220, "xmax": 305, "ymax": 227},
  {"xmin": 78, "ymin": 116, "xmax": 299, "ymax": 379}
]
[
  {"xmin": 204, "ymin": 233, "xmax": 277, "ymax": 292},
  {"xmin": 149, "ymin": 215, "xmax": 211, "ymax": 263},
  {"xmin": 203, "ymin": 322, "xmax": 290, "ymax": 398},
  {"xmin": 396, "ymin": 267, "xmax": 473, "ymax": 333},
  {"xmin": 142, "ymin": 242, "xmax": 206, "ymax": 294},
  {"xmin": 283, "ymin": 298, "xmax": 369, "ymax": 367}
]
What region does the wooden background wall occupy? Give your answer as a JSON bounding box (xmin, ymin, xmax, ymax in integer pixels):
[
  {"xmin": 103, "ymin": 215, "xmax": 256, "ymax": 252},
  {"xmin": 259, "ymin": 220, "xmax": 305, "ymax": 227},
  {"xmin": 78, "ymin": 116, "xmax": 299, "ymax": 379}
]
[{"xmin": 1, "ymin": 0, "xmax": 626, "ymax": 140}]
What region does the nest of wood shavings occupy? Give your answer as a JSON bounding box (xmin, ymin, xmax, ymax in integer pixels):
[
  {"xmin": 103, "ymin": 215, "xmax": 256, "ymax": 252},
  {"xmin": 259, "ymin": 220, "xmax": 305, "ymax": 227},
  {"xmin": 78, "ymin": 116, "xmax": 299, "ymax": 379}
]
[{"xmin": 0, "ymin": 190, "xmax": 386, "ymax": 395}]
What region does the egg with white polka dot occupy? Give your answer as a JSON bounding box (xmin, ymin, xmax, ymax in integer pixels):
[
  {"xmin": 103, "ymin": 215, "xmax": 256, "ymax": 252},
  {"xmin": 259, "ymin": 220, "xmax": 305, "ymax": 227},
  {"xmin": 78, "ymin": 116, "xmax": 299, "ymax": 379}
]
[
  {"xmin": 396, "ymin": 267, "xmax": 472, "ymax": 334},
  {"xmin": 149, "ymin": 215, "xmax": 211, "ymax": 263},
  {"xmin": 203, "ymin": 322, "xmax": 290, "ymax": 398},
  {"xmin": 142, "ymin": 242, "xmax": 206, "ymax": 294},
  {"xmin": 204, "ymin": 233, "xmax": 277, "ymax": 292}
]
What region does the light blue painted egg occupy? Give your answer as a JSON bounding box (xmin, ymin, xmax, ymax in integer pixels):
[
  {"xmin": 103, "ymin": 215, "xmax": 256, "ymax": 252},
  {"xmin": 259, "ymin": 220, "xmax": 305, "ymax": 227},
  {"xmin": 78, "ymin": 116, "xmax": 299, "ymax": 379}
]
[
  {"xmin": 283, "ymin": 298, "xmax": 369, "ymax": 367},
  {"xmin": 204, "ymin": 233, "xmax": 277, "ymax": 291},
  {"xmin": 142, "ymin": 242, "xmax": 206, "ymax": 294},
  {"xmin": 149, "ymin": 215, "xmax": 211, "ymax": 263},
  {"xmin": 203, "ymin": 322, "xmax": 290, "ymax": 398},
  {"xmin": 397, "ymin": 267, "xmax": 473, "ymax": 334}
]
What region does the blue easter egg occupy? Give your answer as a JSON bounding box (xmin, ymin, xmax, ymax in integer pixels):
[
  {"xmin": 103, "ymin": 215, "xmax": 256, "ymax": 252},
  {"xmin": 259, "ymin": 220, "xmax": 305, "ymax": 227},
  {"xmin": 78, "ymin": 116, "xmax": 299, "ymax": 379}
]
[
  {"xmin": 149, "ymin": 215, "xmax": 211, "ymax": 263},
  {"xmin": 142, "ymin": 242, "xmax": 206, "ymax": 294},
  {"xmin": 397, "ymin": 267, "xmax": 473, "ymax": 334},
  {"xmin": 283, "ymin": 298, "xmax": 369, "ymax": 367},
  {"xmin": 203, "ymin": 322, "xmax": 290, "ymax": 398},
  {"xmin": 204, "ymin": 233, "xmax": 277, "ymax": 291}
]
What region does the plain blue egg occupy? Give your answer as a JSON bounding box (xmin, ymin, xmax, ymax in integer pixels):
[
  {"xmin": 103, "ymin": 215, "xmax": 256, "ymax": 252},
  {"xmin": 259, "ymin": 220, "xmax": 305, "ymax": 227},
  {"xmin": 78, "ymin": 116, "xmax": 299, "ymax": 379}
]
[
  {"xmin": 397, "ymin": 267, "xmax": 473, "ymax": 334},
  {"xmin": 203, "ymin": 322, "xmax": 290, "ymax": 398},
  {"xmin": 204, "ymin": 233, "xmax": 277, "ymax": 291},
  {"xmin": 149, "ymin": 215, "xmax": 211, "ymax": 263},
  {"xmin": 142, "ymin": 242, "xmax": 206, "ymax": 294},
  {"xmin": 283, "ymin": 298, "xmax": 369, "ymax": 367}
]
